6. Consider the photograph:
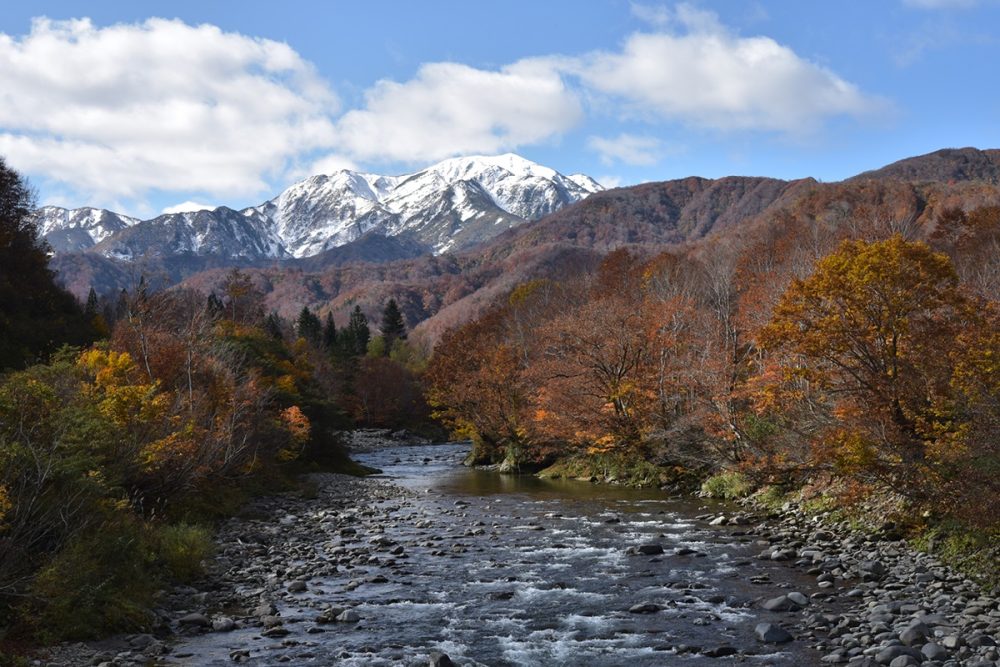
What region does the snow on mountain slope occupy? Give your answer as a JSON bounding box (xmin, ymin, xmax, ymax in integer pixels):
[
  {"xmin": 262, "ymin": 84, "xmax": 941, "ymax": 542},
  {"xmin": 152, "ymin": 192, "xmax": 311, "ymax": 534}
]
[
  {"xmin": 32, "ymin": 206, "xmax": 140, "ymax": 253},
  {"xmin": 33, "ymin": 154, "xmax": 603, "ymax": 261}
]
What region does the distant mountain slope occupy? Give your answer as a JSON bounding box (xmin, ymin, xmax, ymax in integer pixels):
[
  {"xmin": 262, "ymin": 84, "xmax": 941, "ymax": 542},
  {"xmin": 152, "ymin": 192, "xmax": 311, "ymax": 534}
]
[
  {"xmin": 851, "ymin": 147, "xmax": 1000, "ymax": 185},
  {"xmin": 34, "ymin": 207, "xmax": 140, "ymax": 253},
  {"xmin": 46, "ymin": 147, "xmax": 1000, "ymax": 349},
  {"xmin": 33, "ymin": 153, "xmax": 602, "ymax": 262},
  {"xmin": 479, "ymin": 175, "xmax": 813, "ymax": 259}
]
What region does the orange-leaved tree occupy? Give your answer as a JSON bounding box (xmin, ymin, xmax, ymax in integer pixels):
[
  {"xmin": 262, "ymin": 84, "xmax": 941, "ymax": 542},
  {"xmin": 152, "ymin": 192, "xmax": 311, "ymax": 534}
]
[{"xmin": 756, "ymin": 235, "xmax": 979, "ymax": 497}]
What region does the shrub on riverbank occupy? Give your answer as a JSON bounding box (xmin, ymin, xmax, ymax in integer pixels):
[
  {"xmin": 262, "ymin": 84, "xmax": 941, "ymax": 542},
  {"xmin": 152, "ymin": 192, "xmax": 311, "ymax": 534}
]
[
  {"xmin": 700, "ymin": 472, "xmax": 754, "ymax": 500},
  {"xmin": 538, "ymin": 453, "xmax": 697, "ymax": 489}
]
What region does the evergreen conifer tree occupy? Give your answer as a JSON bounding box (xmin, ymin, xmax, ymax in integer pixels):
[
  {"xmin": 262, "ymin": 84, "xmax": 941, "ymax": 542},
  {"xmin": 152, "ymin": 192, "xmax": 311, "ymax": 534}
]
[
  {"xmin": 84, "ymin": 287, "xmax": 99, "ymax": 317},
  {"xmin": 379, "ymin": 298, "xmax": 407, "ymax": 354},
  {"xmin": 346, "ymin": 305, "xmax": 370, "ymax": 356},
  {"xmin": 264, "ymin": 312, "xmax": 284, "ymax": 340},
  {"xmin": 322, "ymin": 312, "xmax": 337, "ymax": 349},
  {"xmin": 297, "ymin": 306, "xmax": 322, "ymax": 346},
  {"xmin": 0, "ymin": 157, "xmax": 94, "ymax": 368}
]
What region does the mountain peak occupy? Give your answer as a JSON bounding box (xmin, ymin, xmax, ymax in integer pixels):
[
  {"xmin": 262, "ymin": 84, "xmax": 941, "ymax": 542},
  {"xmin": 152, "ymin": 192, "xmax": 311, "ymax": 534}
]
[{"xmin": 35, "ymin": 153, "xmax": 601, "ymax": 260}]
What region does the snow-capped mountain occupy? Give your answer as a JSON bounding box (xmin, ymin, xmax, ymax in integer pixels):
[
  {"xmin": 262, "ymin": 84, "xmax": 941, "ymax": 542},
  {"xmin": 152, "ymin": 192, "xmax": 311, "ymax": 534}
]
[
  {"xmin": 33, "ymin": 154, "xmax": 602, "ymax": 261},
  {"xmin": 33, "ymin": 206, "xmax": 140, "ymax": 253}
]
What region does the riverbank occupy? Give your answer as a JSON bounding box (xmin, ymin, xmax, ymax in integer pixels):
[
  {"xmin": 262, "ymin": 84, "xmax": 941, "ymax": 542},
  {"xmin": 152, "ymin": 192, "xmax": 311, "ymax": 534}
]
[
  {"xmin": 39, "ymin": 444, "xmax": 1000, "ymax": 667},
  {"xmin": 700, "ymin": 498, "xmax": 1000, "ymax": 666},
  {"xmin": 40, "ymin": 471, "xmax": 418, "ymax": 667}
]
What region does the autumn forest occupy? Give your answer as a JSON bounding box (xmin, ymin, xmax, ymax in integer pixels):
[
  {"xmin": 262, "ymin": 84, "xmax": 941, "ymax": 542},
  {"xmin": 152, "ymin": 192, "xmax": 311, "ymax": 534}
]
[{"xmin": 2, "ymin": 148, "xmax": 1000, "ymax": 650}]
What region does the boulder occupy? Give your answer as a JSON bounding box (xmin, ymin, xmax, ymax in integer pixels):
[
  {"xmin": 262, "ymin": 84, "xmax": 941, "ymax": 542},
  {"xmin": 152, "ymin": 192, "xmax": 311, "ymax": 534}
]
[
  {"xmin": 211, "ymin": 616, "xmax": 236, "ymax": 632},
  {"xmin": 762, "ymin": 595, "xmax": 801, "ymax": 612},
  {"xmin": 429, "ymin": 651, "xmax": 456, "ymax": 667},
  {"xmin": 755, "ymin": 622, "xmax": 794, "ymax": 644},
  {"xmin": 920, "ymin": 642, "xmax": 948, "ymax": 661},
  {"xmin": 177, "ymin": 612, "xmax": 211, "ymax": 627},
  {"xmin": 336, "ymin": 609, "xmax": 361, "ymax": 623}
]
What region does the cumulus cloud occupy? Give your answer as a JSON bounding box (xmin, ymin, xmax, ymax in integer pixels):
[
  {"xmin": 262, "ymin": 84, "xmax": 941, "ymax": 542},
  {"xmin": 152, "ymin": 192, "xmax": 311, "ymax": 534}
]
[
  {"xmin": 588, "ymin": 133, "xmax": 664, "ymax": 165},
  {"xmin": 0, "ymin": 11, "xmax": 879, "ymax": 211},
  {"xmin": 569, "ymin": 5, "xmax": 878, "ymax": 133},
  {"xmin": 0, "ymin": 17, "xmax": 338, "ymax": 206},
  {"xmin": 306, "ymin": 153, "xmax": 359, "ymax": 176},
  {"xmin": 161, "ymin": 201, "xmax": 216, "ymax": 214},
  {"xmin": 333, "ymin": 58, "xmax": 583, "ymax": 164}
]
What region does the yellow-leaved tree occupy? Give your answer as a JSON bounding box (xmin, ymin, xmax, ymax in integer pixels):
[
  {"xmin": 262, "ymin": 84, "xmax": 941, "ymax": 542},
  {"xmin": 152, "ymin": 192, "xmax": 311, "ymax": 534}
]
[{"xmin": 756, "ymin": 235, "xmax": 982, "ymax": 502}]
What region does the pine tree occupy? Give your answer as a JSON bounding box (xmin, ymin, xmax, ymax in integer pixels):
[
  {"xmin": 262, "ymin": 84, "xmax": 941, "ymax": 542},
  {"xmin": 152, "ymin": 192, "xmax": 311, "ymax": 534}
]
[
  {"xmin": 322, "ymin": 312, "xmax": 337, "ymax": 349},
  {"xmin": 346, "ymin": 305, "xmax": 370, "ymax": 356},
  {"xmin": 0, "ymin": 157, "xmax": 95, "ymax": 368},
  {"xmin": 379, "ymin": 298, "xmax": 407, "ymax": 354},
  {"xmin": 116, "ymin": 289, "xmax": 130, "ymax": 320},
  {"xmin": 297, "ymin": 306, "xmax": 322, "ymax": 346},
  {"xmin": 264, "ymin": 312, "xmax": 284, "ymax": 340},
  {"xmin": 84, "ymin": 287, "xmax": 99, "ymax": 317}
]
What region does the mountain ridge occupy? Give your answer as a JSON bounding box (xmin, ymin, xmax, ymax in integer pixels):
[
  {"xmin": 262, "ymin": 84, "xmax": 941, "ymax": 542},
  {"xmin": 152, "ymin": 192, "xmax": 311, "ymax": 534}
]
[{"xmin": 34, "ymin": 153, "xmax": 602, "ymax": 262}]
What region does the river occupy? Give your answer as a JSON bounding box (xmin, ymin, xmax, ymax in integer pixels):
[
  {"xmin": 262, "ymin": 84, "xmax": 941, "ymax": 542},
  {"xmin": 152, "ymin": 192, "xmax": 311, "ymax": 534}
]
[{"xmin": 167, "ymin": 443, "xmax": 829, "ymax": 666}]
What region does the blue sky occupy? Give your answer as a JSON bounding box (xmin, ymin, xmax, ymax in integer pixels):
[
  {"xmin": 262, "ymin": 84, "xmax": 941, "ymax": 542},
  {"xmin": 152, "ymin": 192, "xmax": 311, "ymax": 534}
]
[{"xmin": 0, "ymin": 1, "xmax": 997, "ymax": 217}]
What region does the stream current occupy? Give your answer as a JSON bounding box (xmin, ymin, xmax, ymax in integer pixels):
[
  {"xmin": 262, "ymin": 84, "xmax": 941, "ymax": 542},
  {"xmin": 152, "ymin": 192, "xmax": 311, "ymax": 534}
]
[{"xmin": 171, "ymin": 443, "xmax": 826, "ymax": 666}]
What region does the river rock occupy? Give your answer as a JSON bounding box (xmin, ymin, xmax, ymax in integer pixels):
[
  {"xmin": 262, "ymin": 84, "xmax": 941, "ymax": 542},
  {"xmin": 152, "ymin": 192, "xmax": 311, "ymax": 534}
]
[
  {"xmin": 755, "ymin": 622, "xmax": 794, "ymax": 643},
  {"xmin": 336, "ymin": 609, "xmax": 361, "ymax": 622},
  {"xmin": 254, "ymin": 602, "xmax": 277, "ymax": 617},
  {"xmin": 628, "ymin": 602, "xmax": 662, "ymax": 614},
  {"xmin": 875, "ymin": 645, "xmax": 920, "ymax": 665},
  {"xmin": 636, "ymin": 543, "xmax": 664, "ymax": 555},
  {"xmin": 898, "ymin": 622, "xmax": 928, "ymax": 646},
  {"xmin": 261, "ymin": 626, "xmax": 289, "ymax": 638},
  {"xmin": 429, "ymin": 651, "xmax": 456, "ymax": 666},
  {"xmin": 211, "ymin": 616, "xmax": 236, "ymax": 632},
  {"xmin": 762, "ymin": 595, "xmax": 801, "ymax": 612},
  {"xmin": 920, "ymin": 642, "xmax": 948, "ymax": 661},
  {"xmin": 786, "ymin": 591, "xmax": 809, "ymax": 607},
  {"xmin": 178, "ymin": 612, "xmax": 211, "ymax": 627}
]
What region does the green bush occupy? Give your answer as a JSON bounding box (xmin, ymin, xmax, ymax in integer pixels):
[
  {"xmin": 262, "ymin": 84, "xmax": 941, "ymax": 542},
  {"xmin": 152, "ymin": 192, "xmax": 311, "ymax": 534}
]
[
  {"xmin": 538, "ymin": 453, "xmax": 692, "ymax": 488},
  {"xmin": 28, "ymin": 517, "xmax": 157, "ymax": 641},
  {"xmin": 912, "ymin": 523, "xmax": 1000, "ymax": 589},
  {"xmin": 154, "ymin": 523, "xmax": 214, "ymax": 582},
  {"xmin": 700, "ymin": 471, "xmax": 754, "ymax": 500}
]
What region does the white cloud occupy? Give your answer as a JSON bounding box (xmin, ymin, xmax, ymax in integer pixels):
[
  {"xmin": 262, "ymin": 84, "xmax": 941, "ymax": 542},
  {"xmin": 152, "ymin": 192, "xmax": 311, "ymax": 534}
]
[
  {"xmin": 0, "ymin": 12, "xmax": 879, "ymax": 211},
  {"xmin": 588, "ymin": 133, "xmax": 664, "ymax": 165},
  {"xmin": 570, "ymin": 6, "xmax": 878, "ymax": 133},
  {"xmin": 597, "ymin": 174, "xmax": 624, "ymax": 189},
  {"xmin": 304, "ymin": 153, "xmax": 359, "ymax": 176},
  {"xmin": 161, "ymin": 201, "xmax": 216, "ymax": 214},
  {"xmin": 630, "ymin": 2, "xmax": 672, "ymax": 26},
  {"xmin": 0, "ymin": 17, "xmax": 338, "ymax": 206},
  {"xmin": 333, "ymin": 58, "xmax": 583, "ymax": 164}
]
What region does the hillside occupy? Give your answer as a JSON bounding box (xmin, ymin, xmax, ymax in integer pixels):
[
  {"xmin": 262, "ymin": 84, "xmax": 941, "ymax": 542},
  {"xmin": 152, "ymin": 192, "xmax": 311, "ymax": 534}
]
[
  {"xmin": 852, "ymin": 147, "xmax": 1000, "ymax": 185},
  {"xmin": 48, "ymin": 147, "xmax": 1000, "ymax": 343}
]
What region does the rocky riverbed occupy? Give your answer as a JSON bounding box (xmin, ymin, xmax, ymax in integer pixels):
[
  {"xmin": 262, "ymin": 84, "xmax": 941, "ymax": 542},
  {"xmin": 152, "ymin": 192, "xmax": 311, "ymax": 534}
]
[
  {"xmin": 40, "ymin": 444, "xmax": 998, "ymax": 666},
  {"xmin": 706, "ymin": 500, "xmax": 1000, "ymax": 667}
]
